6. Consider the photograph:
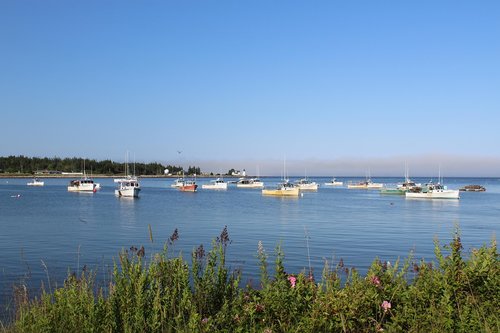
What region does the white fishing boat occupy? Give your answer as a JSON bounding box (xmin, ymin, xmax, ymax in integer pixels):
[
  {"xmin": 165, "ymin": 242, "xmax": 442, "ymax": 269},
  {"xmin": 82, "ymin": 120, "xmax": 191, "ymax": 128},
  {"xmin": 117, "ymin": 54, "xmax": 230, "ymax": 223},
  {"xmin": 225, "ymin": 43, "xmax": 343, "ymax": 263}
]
[
  {"xmin": 68, "ymin": 160, "xmax": 97, "ymax": 192},
  {"xmin": 115, "ymin": 152, "xmax": 140, "ymax": 197},
  {"xmin": 202, "ymin": 178, "xmax": 228, "ymax": 190},
  {"xmin": 236, "ymin": 177, "xmax": 264, "ymax": 188},
  {"xmin": 347, "ymin": 178, "xmax": 384, "ymax": 189},
  {"xmin": 115, "ymin": 177, "xmax": 140, "ymax": 197},
  {"xmin": 27, "ymin": 178, "xmax": 44, "ymax": 186},
  {"xmin": 295, "ymin": 178, "xmax": 319, "ymax": 191},
  {"xmin": 324, "ymin": 178, "xmax": 343, "ymax": 186},
  {"xmin": 405, "ymin": 181, "xmax": 459, "ymax": 199},
  {"xmin": 67, "ymin": 178, "xmax": 96, "ymax": 192}
]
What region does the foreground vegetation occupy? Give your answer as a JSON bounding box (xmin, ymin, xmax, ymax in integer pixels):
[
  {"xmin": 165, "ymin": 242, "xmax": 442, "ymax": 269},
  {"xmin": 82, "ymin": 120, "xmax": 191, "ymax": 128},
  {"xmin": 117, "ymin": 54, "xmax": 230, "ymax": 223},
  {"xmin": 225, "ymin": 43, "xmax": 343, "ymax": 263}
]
[{"xmin": 3, "ymin": 228, "xmax": 499, "ymax": 332}]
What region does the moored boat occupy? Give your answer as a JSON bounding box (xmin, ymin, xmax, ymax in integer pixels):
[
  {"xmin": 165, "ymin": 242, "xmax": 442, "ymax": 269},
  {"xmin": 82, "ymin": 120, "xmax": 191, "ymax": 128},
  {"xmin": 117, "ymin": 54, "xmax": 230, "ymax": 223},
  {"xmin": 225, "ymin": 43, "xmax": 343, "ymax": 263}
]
[
  {"xmin": 295, "ymin": 178, "xmax": 319, "ymax": 191},
  {"xmin": 324, "ymin": 178, "xmax": 343, "ymax": 186},
  {"xmin": 179, "ymin": 180, "xmax": 198, "ymax": 192},
  {"xmin": 27, "ymin": 178, "xmax": 44, "ymax": 186},
  {"xmin": 348, "ymin": 178, "xmax": 384, "ymax": 189},
  {"xmin": 262, "ymin": 180, "xmax": 300, "ymax": 197},
  {"xmin": 459, "ymin": 185, "xmax": 486, "ymax": 192},
  {"xmin": 380, "ymin": 188, "xmax": 406, "ymax": 195},
  {"xmin": 381, "ymin": 174, "xmax": 420, "ymax": 195},
  {"xmin": 236, "ymin": 177, "xmax": 264, "ymax": 188},
  {"xmin": 68, "ymin": 178, "xmax": 96, "ymax": 192},
  {"xmin": 115, "ymin": 177, "xmax": 141, "ymax": 197},
  {"xmin": 202, "ymin": 178, "xmax": 228, "ymax": 190},
  {"xmin": 405, "ymin": 181, "xmax": 459, "ymax": 199}
]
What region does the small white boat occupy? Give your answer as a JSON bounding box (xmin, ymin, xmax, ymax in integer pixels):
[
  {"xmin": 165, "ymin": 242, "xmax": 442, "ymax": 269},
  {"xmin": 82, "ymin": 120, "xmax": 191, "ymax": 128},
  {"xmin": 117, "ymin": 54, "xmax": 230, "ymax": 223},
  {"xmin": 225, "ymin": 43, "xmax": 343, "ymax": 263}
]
[
  {"xmin": 406, "ymin": 181, "xmax": 459, "ymax": 199},
  {"xmin": 171, "ymin": 178, "xmax": 185, "ymax": 188},
  {"xmin": 202, "ymin": 178, "xmax": 228, "ymax": 190},
  {"xmin": 236, "ymin": 177, "xmax": 264, "ymax": 188},
  {"xmin": 295, "ymin": 178, "xmax": 319, "ymax": 191},
  {"xmin": 262, "ymin": 180, "xmax": 300, "ymax": 197},
  {"xmin": 115, "ymin": 177, "xmax": 140, "ymax": 197},
  {"xmin": 68, "ymin": 178, "xmax": 96, "ymax": 192},
  {"xmin": 324, "ymin": 178, "xmax": 343, "ymax": 186},
  {"xmin": 27, "ymin": 178, "xmax": 44, "ymax": 186}
]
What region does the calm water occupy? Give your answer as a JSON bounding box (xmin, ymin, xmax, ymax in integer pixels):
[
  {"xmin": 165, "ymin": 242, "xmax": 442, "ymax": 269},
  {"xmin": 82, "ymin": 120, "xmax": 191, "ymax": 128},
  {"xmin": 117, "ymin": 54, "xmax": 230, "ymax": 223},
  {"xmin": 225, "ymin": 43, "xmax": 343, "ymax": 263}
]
[{"xmin": 1, "ymin": 176, "xmax": 499, "ymax": 318}]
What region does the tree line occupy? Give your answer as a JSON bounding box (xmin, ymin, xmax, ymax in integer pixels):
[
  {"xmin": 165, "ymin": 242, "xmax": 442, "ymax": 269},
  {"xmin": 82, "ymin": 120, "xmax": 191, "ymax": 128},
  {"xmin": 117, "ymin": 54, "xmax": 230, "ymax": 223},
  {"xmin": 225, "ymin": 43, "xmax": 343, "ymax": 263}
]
[{"xmin": 0, "ymin": 155, "xmax": 198, "ymax": 176}]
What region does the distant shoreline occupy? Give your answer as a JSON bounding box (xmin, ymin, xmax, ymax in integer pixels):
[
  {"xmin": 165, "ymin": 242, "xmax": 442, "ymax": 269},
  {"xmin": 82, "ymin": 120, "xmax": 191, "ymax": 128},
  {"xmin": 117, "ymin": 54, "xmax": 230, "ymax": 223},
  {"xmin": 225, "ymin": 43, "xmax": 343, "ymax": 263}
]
[
  {"xmin": 0, "ymin": 174, "xmax": 497, "ymax": 179},
  {"xmin": 0, "ymin": 174, "xmax": 252, "ymax": 179}
]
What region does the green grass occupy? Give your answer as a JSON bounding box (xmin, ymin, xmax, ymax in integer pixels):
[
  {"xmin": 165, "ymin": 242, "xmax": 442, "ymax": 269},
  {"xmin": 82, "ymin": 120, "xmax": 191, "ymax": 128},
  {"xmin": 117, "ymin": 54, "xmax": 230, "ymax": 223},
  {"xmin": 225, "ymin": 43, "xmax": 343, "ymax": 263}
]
[{"xmin": 2, "ymin": 228, "xmax": 499, "ymax": 333}]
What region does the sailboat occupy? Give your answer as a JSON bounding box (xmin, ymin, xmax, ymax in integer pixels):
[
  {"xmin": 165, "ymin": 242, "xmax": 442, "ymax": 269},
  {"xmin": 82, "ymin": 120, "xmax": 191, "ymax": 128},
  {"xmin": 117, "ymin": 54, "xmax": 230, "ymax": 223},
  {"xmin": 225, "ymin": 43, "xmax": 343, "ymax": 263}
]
[{"xmin": 115, "ymin": 152, "xmax": 141, "ymax": 198}]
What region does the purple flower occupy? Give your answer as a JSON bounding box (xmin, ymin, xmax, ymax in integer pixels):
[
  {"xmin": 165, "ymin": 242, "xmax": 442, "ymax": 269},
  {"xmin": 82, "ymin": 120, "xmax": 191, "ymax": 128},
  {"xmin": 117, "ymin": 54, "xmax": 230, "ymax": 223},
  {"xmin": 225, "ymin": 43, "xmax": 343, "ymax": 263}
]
[
  {"xmin": 201, "ymin": 318, "xmax": 208, "ymax": 324},
  {"xmin": 381, "ymin": 300, "xmax": 391, "ymax": 313},
  {"xmin": 370, "ymin": 275, "xmax": 381, "ymax": 286}
]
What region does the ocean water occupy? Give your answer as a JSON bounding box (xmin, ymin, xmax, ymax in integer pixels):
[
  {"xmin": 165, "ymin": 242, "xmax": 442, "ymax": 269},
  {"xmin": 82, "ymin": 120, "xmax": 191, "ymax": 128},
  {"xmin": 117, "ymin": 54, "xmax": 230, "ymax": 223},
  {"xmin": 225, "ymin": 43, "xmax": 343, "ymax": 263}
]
[{"xmin": 1, "ymin": 176, "xmax": 499, "ymax": 318}]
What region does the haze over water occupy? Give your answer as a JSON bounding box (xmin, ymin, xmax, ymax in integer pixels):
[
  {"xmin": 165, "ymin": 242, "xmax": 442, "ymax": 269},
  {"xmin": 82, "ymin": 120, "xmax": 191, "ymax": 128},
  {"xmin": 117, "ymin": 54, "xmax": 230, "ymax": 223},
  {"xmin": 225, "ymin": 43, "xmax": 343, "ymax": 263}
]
[{"xmin": 1, "ymin": 176, "xmax": 498, "ymax": 319}]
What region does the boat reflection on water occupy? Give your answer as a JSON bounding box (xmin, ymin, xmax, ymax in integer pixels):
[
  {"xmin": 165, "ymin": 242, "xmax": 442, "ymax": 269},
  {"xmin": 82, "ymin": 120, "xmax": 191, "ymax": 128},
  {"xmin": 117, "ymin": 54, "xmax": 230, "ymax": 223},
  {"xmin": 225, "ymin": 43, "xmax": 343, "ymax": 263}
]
[{"xmin": 118, "ymin": 196, "xmax": 138, "ymax": 226}]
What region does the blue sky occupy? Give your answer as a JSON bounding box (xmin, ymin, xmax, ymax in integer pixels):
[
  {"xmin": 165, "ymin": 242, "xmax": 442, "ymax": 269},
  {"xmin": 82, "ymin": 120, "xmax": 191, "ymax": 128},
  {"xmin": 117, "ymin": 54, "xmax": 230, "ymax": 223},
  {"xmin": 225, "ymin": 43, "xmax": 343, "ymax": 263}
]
[{"xmin": 1, "ymin": 1, "xmax": 499, "ymax": 175}]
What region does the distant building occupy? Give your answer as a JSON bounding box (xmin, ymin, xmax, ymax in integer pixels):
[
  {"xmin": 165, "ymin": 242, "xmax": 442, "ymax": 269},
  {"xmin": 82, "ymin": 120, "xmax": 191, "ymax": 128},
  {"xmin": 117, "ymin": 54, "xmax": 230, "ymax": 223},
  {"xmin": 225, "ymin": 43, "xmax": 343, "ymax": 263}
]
[
  {"xmin": 231, "ymin": 169, "xmax": 246, "ymax": 177},
  {"xmin": 35, "ymin": 170, "xmax": 63, "ymax": 175}
]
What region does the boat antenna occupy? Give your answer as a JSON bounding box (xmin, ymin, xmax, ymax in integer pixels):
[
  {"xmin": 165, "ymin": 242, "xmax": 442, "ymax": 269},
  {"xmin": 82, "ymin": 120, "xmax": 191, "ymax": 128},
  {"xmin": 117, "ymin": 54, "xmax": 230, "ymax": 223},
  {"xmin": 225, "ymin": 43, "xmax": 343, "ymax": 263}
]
[
  {"xmin": 438, "ymin": 164, "xmax": 442, "ymax": 185},
  {"xmin": 133, "ymin": 152, "xmax": 136, "ymax": 177}
]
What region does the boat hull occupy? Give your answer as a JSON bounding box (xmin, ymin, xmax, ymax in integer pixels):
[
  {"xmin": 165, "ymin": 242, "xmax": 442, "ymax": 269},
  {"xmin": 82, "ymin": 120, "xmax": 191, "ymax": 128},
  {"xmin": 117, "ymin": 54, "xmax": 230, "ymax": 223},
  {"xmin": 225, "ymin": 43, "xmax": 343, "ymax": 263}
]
[
  {"xmin": 236, "ymin": 181, "xmax": 264, "ymax": 188},
  {"xmin": 202, "ymin": 184, "xmax": 228, "ymax": 190},
  {"xmin": 68, "ymin": 186, "xmax": 96, "ymax": 192},
  {"xmin": 348, "ymin": 183, "xmax": 384, "ymax": 189},
  {"xmin": 297, "ymin": 184, "xmax": 319, "ymax": 191},
  {"xmin": 406, "ymin": 190, "xmax": 459, "ymax": 199},
  {"xmin": 324, "ymin": 182, "xmax": 343, "ymax": 186},
  {"xmin": 380, "ymin": 188, "xmax": 405, "ymax": 195},
  {"xmin": 180, "ymin": 184, "xmax": 198, "ymax": 192},
  {"xmin": 27, "ymin": 182, "xmax": 44, "ymax": 186},
  {"xmin": 115, "ymin": 187, "xmax": 140, "ymax": 197},
  {"xmin": 68, "ymin": 183, "xmax": 96, "ymax": 192},
  {"xmin": 262, "ymin": 188, "xmax": 300, "ymax": 197}
]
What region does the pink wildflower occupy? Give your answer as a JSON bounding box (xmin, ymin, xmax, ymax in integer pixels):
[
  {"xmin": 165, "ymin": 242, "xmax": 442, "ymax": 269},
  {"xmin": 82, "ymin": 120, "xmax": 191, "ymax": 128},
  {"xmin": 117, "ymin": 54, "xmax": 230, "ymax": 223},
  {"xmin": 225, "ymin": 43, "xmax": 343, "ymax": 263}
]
[
  {"xmin": 381, "ymin": 300, "xmax": 391, "ymax": 313},
  {"xmin": 288, "ymin": 275, "xmax": 297, "ymax": 288},
  {"xmin": 370, "ymin": 275, "xmax": 381, "ymax": 286},
  {"xmin": 201, "ymin": 318, "xmax": 208, "ymax": 324}
]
